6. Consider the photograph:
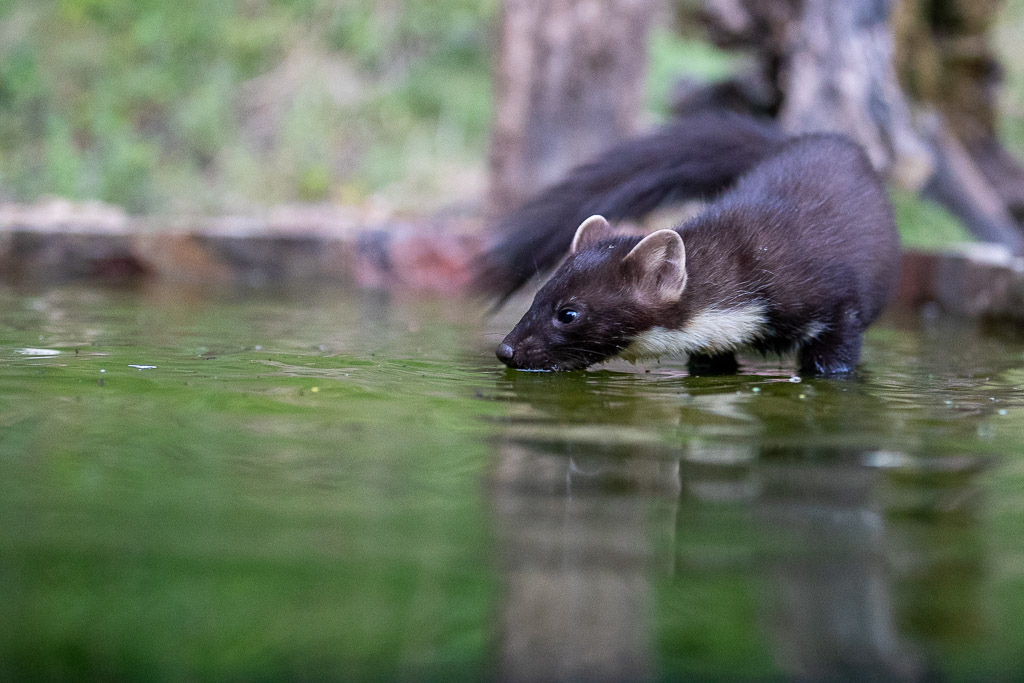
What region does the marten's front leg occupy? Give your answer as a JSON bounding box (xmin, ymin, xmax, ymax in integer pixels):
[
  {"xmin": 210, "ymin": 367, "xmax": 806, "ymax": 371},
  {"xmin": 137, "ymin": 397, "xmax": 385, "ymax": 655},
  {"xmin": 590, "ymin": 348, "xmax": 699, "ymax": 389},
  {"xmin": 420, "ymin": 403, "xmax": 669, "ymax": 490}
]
[
  {"xmin": 687, "ymin": 351, "xmax": 739, "ymax": 376},
  {"xmin": 797, "ymin": 317, "xmax": 862, "ymax": 377}
]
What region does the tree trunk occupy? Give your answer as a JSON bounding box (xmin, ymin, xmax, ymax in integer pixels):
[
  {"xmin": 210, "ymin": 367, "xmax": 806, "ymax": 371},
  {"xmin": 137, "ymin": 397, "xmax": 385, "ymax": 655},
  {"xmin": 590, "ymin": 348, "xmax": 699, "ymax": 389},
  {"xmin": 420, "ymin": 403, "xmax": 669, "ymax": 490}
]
[
  {"xmin": 778, "ymin": 0, "xmax": 933, "ymax": 186},
  {"xmin": 488, "ymin": 0, "xmax": 660, "ymax": 215},
  {"xmin": 892, "ymin": 0, "xmax": 1024, "ymax": 217},
  {"xmin": 689, "ymin": 0, "xmax": 1024, "ymax": 251}
]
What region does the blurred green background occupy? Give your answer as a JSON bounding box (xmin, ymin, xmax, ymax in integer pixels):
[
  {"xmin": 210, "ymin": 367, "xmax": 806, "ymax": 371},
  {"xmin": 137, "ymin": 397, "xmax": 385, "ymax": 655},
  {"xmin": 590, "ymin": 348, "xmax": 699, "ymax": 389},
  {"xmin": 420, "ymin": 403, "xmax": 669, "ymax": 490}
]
[{"xmin": 0, "ymin": 0, "xmax": 1021, "ymax": 225}]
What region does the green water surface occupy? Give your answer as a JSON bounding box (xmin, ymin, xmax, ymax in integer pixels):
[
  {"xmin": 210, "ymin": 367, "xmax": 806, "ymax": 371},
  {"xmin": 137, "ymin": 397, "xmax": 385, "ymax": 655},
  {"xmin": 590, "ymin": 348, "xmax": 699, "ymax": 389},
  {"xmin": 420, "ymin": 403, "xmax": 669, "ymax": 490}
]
[{"xmin": 2, "ymin": 285, "xmax": 1024, "ymax": 680}]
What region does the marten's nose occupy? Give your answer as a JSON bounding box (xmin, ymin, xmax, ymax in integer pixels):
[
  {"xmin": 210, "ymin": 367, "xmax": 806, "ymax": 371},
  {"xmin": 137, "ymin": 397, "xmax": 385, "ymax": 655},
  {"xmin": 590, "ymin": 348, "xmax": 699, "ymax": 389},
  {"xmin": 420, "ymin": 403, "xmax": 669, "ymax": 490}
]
[{"xmin": 496, "ymin": 343, "xmax": 515, "ymax": 366}]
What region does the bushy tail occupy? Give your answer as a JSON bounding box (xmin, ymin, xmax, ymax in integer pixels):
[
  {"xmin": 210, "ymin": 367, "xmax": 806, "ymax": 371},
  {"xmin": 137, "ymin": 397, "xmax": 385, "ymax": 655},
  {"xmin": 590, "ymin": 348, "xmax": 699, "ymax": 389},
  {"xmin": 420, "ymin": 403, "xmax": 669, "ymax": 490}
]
[{"xmin": 474, "ymin": 111, "xmax": 784, "ymax": 303}]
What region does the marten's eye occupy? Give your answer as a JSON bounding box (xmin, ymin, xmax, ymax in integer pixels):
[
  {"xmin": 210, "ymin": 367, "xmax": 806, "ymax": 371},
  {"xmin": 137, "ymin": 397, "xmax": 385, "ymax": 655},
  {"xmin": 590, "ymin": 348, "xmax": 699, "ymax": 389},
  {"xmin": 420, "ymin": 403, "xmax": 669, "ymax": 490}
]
[{"xmin": 556, "ymin": 307, "xmax": 580, "ymax": 325}]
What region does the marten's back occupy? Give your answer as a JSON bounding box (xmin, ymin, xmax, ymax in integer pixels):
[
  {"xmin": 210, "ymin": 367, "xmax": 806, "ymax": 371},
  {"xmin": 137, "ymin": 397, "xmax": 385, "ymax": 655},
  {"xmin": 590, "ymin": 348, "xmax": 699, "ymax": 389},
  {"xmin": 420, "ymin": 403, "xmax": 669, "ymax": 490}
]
[{"xmin": 684, "ymin": 134, "xmax": 900, "ymax": 328}]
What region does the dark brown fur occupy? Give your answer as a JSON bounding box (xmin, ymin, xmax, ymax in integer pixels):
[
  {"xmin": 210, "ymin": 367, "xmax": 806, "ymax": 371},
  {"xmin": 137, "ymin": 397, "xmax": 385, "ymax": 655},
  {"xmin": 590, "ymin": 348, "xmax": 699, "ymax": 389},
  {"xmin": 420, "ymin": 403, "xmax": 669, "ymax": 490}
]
[
  {"xmin": 496, "ymin": 134, "xmax": 900, "ymax": 376},
  {"xmin": 475, "ymin": 111, "xmax": 784, "ymax": 304}
]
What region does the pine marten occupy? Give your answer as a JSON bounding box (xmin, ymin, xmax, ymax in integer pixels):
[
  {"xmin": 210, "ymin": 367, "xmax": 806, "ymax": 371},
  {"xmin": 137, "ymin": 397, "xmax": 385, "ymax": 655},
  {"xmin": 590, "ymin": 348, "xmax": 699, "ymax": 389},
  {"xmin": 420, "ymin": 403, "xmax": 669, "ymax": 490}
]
[{"xmin": 480, "ymin": 113, "xmax": 901, "ymax": 376}]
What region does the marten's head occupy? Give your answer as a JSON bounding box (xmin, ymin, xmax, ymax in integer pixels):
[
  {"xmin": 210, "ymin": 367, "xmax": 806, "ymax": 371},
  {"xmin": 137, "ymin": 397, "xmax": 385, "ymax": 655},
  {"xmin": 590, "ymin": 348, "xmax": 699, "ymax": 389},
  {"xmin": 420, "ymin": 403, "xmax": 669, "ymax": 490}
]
[{"xmin": 496, "ymin": 216, "xmax": 687, "ymax": 371}]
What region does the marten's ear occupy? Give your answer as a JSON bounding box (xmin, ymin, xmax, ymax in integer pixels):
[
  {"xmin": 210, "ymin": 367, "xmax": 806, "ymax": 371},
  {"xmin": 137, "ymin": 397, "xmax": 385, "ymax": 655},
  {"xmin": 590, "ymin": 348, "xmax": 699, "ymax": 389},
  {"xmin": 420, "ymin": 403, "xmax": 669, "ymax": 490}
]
[
  {"xmin": 623, "ymin": 229, "xmax": 687, "ymax": 302},
  {"xmin": 570, "ymin": 215, "xmax": 615, "ymax": 254}
]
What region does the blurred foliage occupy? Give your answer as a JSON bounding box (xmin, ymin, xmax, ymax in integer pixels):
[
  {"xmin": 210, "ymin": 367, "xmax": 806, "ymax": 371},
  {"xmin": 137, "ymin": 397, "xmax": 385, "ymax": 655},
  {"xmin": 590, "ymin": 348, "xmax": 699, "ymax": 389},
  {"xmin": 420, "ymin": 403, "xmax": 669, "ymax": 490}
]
[
  {"xmin": 997, "ymin": 0, "xmax": 1024, "ymax": 159},
  {"xmin": 645, "ymin": 26, "xmax": 737, "ymax": 118},
  {"xmin": 0, "ymin": 0, "xmax": 496, "ymax": 213},
  {"xmin": 0, "ymin": 0, "xmax": 1021, "ymax": 233},
  {"xmin": 890, "ymin": 189, "xmax": 975, "ymax": 249},
  {"xmin": 0, "ymin": 0, "xmax": 742, "ymax": 215}
]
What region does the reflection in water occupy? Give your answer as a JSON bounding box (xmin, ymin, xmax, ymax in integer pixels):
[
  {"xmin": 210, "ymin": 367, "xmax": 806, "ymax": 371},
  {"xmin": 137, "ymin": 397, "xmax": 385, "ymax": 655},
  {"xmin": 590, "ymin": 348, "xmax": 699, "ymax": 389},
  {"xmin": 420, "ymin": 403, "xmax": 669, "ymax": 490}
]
[
  {"xmin": 492, "ymin": 441, "xmax": 678, "ymax": 680},
  {"xmin": 491, "ymin": 371, "xmax": 988, "ymax": 680},
  {"xmin": 1, "ymin": 287, "xmax": 1017, "ymax": 678},
  {"xmin": 758, "ymin": 450, "xmax": 918, "ymax": 681}
]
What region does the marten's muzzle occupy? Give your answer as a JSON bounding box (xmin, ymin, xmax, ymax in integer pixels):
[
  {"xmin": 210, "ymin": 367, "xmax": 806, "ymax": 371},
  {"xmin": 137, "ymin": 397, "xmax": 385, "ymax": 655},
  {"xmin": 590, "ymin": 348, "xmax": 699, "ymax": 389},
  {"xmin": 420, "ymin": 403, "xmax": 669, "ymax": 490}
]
[
  {"xmin": 495, "ymin": 343, "xmax": 515, "ymax": 366},
  {"xmin": 495, "ymin": 333, "xmax": 557, "ymax": 371}
]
